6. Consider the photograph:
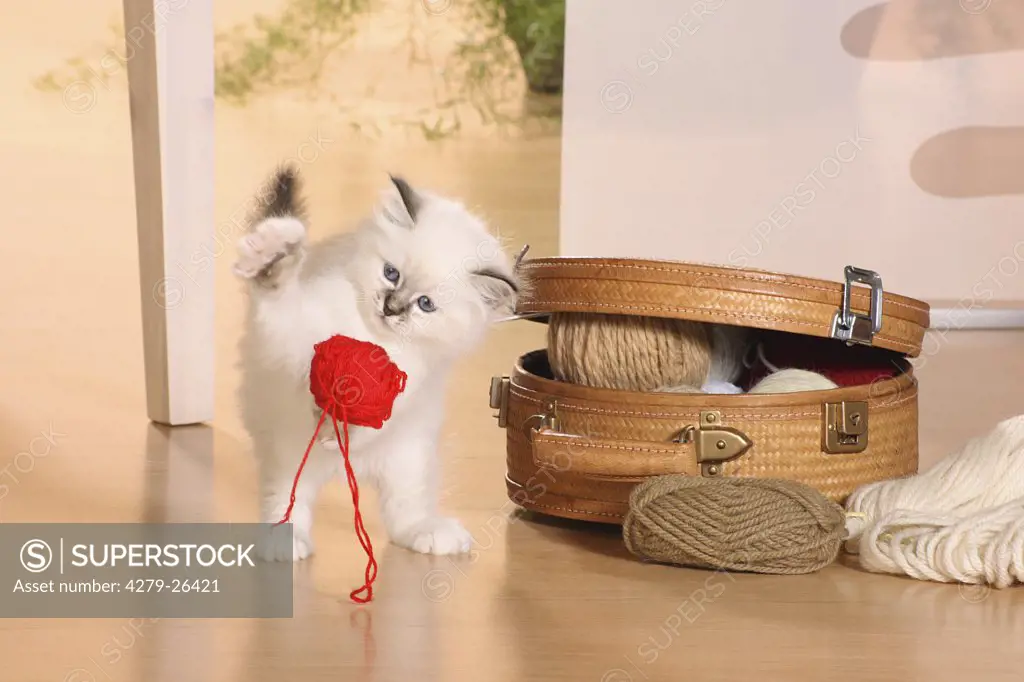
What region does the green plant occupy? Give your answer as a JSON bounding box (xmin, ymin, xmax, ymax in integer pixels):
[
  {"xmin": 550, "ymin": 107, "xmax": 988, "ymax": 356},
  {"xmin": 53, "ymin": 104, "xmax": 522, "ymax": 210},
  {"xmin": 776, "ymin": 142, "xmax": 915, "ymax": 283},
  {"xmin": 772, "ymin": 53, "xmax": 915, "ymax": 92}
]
[
  {"xmin": 411, "ymin": 0, "xmax": 563, "ymax": 135},
  {"xmin": 33, "ymin": 0, "xmax": 565, "ymax": 140},
  {"xmin": 32, "ymin": 23, "xmax": 137, "ymax": 94},
  {"xmin": 495, "ymin": 0, "xmax": 565, "ymax": 94},
  {"xmin": 215, "ymin": 0, "xmax": 373, "ymax": 104}
]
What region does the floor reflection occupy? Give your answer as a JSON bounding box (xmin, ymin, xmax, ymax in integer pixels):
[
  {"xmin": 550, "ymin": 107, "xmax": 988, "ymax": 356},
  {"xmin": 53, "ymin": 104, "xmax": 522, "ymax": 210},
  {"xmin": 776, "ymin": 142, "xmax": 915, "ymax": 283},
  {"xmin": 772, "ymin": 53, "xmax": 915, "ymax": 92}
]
[{"xmin": 142, "ymin": 424, "xmax": 215, "ymax": 523}]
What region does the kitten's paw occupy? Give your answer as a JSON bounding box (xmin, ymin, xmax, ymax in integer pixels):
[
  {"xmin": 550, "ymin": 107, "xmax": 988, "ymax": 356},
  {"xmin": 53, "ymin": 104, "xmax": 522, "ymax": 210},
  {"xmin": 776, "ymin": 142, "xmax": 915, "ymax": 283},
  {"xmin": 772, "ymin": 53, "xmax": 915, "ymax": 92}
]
[
  {"xmin": 258, "ymin": 523, "xmax": 314, "ymax": 562},
  {"xmin": 233, "ymin": 216, "xmax": 307, "ymax": 280},
  {"xmin": 396, "ymin": 517, "xmax": 473, "ymax": 556}
]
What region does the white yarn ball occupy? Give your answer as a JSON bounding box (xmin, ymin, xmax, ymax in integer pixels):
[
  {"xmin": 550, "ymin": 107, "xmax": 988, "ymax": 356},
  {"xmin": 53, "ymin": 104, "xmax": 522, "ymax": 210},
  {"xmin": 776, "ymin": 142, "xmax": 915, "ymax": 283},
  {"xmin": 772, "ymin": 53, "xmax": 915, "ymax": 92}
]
[{"xmin": 747, "ymin": 368, "xmax": 837, "ymax": 394}]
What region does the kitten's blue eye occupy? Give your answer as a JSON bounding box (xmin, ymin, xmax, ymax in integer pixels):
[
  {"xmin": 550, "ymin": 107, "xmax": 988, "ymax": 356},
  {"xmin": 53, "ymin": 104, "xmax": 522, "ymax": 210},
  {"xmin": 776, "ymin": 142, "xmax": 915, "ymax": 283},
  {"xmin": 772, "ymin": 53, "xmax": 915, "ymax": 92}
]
[
  {"xmin": 417, "ymin": 295, "xmax": 436, "ymax": 313},
  {"xmin": 383, "ymin": 263, "xmax": 400, "ymax": 283}
]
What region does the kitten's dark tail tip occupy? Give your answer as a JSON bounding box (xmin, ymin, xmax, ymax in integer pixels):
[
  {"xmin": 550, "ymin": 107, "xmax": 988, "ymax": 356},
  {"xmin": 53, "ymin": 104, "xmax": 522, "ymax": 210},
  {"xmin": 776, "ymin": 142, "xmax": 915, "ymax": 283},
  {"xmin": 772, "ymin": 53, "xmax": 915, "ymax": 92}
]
[{"xmin": 258, "ymin": 164, "xmax": 306, "ymax": 221}]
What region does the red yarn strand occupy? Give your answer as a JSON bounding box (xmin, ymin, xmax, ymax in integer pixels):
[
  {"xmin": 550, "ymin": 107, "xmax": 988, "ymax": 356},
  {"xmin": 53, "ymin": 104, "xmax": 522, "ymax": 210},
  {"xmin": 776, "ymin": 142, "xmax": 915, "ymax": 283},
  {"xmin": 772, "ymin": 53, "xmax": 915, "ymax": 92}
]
[
  {"xmin": 331, "ymin": 408, "xmax": 378, "ymax": 603},
  {"xmin": 275, "ymin": 335, "xmax": 406, "ymax": 606},
  {"xmin": 276, "ymin": 410, "xmax": 328, "ymax": 526}
]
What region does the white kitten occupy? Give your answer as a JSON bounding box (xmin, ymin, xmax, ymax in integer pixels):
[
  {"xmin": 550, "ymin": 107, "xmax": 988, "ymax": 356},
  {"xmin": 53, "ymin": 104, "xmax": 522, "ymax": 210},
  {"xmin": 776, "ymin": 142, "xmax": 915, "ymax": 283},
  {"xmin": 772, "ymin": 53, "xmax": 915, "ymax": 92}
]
[{"xmin": 234, "ymin": 167, "xmax": 519, "ymax": 561}]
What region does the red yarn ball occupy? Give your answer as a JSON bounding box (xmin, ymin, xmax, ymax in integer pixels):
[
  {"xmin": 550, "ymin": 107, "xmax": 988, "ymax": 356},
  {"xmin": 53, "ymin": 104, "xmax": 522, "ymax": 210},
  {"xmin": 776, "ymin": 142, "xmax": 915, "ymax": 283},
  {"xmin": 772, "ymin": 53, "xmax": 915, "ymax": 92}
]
[{"xmin": 309, "ymin": 335, "xmax": 407, "ymax": 429}]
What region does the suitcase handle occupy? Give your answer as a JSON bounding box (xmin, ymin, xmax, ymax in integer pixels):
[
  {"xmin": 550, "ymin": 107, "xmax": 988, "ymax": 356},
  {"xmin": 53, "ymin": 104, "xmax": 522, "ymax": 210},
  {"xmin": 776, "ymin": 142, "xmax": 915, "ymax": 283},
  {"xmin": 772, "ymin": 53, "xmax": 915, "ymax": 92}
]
[
  {"xmin": 531, "ymin": 428, "xmax": 700, "ymax": 477},
  {"xmin": 531, "ymin": 409, "xmax": 754, "ymax": 479}
]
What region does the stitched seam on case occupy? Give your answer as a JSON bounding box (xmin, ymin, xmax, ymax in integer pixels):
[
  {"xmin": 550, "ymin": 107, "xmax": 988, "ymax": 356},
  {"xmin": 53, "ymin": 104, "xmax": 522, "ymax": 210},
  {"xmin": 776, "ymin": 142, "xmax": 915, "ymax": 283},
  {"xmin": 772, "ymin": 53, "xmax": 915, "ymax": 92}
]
[
  {"xmin": 504, "ymin": 491, "xmax": 624, "ymax": 518},
  {"xmin": 509, "ymin": 388, "xmax": 916, "ymax": 417},
  {"xmin": 551, "ymin": 473, "xmax": 674, "ymax": 480},
  {"xmin": 505, "ymin": 477, "xmax": 628, "ymax": 515},
  {"xmin": 534, "ymin": 437, "xmax": 683, "ymax": 455},
  {"xmin": 523, "ymin": 299, "xmax": 917, "ymax": 352},
  {"xmin": 521, "ymin": 262, "xmax": 929, "ymax": 315},
  {"xmin": 526, "ymin": 501, "xmax": 623, "ymax": 518}
]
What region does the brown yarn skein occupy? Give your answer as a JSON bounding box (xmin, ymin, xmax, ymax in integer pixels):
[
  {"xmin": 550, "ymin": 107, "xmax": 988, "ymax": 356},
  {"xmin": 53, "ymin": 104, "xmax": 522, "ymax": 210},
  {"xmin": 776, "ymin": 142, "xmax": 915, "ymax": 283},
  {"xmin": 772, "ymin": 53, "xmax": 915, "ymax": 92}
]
[
  {"xmin": 547, "ymin": 312, "xmax": 712, "ymax": 392},
  {"xmin": 623, "ymin": 476, "xmax": 847, "ymax": 575}
]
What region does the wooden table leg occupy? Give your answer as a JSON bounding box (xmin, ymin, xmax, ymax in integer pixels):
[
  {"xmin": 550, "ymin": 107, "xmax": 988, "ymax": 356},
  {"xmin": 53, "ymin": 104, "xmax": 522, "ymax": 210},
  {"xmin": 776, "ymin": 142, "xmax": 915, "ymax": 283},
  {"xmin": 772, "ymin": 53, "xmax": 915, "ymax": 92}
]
[{"xmin": 122, "ymin": 0, "xmax": 215, "ymax": 425}]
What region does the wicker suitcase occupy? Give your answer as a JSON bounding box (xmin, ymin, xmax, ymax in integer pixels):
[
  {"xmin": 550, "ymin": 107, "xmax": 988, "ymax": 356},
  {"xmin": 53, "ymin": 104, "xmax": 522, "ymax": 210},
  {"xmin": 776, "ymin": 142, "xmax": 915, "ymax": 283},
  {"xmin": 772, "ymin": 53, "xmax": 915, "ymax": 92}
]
[{"xmin": 490, "ymin": 258, "xmax": 930, "ymax": 524}]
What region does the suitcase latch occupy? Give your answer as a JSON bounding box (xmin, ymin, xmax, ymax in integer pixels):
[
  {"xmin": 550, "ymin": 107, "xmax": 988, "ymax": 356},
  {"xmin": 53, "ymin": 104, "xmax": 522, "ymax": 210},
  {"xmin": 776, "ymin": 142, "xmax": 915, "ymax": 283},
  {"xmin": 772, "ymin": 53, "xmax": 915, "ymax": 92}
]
[
  {"xmin": 489, "ymin": 375, "xmax": 511, "ymax": 428},
  {"xmin": 676, "ymin": 411, "xmax": 753, "ymax": 477},
  {"xmin": 831, "ymin": 266, "xmax": 883, "ymax": 346},
  {"xmin": 823, "ymin": 401, "xmax": 868, "ymax": 453}
]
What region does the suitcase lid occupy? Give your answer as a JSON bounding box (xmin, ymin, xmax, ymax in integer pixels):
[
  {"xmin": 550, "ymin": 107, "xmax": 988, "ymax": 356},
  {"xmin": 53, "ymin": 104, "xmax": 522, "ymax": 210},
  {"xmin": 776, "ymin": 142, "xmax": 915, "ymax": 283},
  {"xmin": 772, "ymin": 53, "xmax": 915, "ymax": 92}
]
[{"xmin": 512, "ymin": 257, "xmax": 930, "ymax": 358}]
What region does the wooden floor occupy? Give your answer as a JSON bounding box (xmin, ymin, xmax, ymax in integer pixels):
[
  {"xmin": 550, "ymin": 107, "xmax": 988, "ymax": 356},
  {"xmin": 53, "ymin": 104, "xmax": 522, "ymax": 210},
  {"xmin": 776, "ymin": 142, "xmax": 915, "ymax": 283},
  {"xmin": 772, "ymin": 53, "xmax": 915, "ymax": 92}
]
[
  {"xmin": 7, "ymin": 326, "xmax": 1024, "ymax": 682},
  {"xmin": 3, "ymin": 2, "xmax": 1024, "ymax": 680}
]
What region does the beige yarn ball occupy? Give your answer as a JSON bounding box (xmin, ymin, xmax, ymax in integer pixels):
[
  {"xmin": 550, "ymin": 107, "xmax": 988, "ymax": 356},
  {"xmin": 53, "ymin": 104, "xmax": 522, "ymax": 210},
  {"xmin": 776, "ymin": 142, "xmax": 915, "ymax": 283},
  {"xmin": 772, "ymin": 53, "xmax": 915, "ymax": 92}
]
[
  {"xmin": 623, "ymin": 475, "xmax": 846, "ymax": 575},
  {"xmin": 547, "ymin": 312, "xmax": 712, "ymax": 392}
]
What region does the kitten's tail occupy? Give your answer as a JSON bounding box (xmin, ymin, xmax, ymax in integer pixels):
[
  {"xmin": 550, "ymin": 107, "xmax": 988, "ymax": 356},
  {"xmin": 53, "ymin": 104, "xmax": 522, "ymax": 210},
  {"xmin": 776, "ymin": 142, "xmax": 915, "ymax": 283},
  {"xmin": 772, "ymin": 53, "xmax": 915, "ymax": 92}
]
[
  {"xmin": 232, "ymin": 165, "xmax": 309, "ymax": 286},
  {"xmin": 249, "ymin": 164, "xmax": 307, "ymax": 228}
]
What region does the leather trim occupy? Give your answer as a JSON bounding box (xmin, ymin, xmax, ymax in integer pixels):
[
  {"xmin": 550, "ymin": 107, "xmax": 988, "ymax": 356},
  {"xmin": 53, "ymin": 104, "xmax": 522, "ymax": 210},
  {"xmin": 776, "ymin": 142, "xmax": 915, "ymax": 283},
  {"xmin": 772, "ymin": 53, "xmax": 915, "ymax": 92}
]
[
  {"xmin": 515, "ymin": 258, "xmax": 930, "ymax": 357},
  {"xmin": 511, "ymin": 350, "xmax": 917, "ymax": 412},
  {"xmin": 505, "ymin": 477, "xmax": 628, "ymax": 524},
  {"xmin": 532, "ymin": 429, "xmax": 698, "ymax": 477}
]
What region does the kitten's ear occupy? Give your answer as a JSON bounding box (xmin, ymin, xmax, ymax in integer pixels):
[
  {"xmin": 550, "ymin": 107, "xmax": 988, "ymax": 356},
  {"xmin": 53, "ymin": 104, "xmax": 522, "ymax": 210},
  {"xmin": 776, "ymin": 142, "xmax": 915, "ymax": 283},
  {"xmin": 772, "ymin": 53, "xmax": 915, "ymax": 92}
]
[
  {"xmin": 376, "ymin": 174, "xmax": 421, "ymax": 228},
  {"xmin": 471, "ymin": 268, "xmax": 520, "ymax": 316}
]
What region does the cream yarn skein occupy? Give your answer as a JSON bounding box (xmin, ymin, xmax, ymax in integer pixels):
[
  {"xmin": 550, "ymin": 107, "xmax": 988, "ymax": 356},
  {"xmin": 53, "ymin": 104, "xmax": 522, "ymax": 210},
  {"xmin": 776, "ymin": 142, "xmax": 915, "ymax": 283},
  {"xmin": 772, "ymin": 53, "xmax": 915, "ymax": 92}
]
[{"xmin": 844, "ymin": 414, "xmax": 1024, "ymax": 588}]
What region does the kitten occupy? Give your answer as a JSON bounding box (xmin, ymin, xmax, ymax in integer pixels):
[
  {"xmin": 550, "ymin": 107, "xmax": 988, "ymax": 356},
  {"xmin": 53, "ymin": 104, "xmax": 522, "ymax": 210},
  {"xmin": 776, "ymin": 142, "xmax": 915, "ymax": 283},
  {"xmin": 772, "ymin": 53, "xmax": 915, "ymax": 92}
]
[{"xmin": 234, "ymin": 166, "xmax": 519, "ymax": 561}]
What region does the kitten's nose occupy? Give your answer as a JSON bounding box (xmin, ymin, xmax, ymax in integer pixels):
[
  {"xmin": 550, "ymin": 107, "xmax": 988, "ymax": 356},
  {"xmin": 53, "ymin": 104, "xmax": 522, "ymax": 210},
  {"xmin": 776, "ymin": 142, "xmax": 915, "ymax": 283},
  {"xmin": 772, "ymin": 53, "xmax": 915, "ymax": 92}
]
[{"xmin": 383, "ymin": 294, "xmax": 404, "ymax": 317}]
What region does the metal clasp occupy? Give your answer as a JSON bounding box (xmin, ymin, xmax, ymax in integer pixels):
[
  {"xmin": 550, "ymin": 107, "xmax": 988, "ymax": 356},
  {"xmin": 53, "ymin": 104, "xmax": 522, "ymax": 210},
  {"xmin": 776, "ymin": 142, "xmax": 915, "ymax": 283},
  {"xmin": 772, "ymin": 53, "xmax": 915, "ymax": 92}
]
[
  {"xmin": 831, "ymin": 266, "xmax": 883, "ymax": 346},
  {"xmin": 522, "ymin": 398, "xmax": 560, "ymax": 436},
  {"xmin": 514, "ymin": 243, "xmax": 530, "ymax": 270},
  {"xmin": 489, "ymin": 375, "xmax": 511, "ymax": 428},
  {"xmin": 675, "ymin": 411, "xmax": 753, "ymax": 477},
  {"xmin": 823, "ymin": 401, "xmax": 869, "ymax": 453}
]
